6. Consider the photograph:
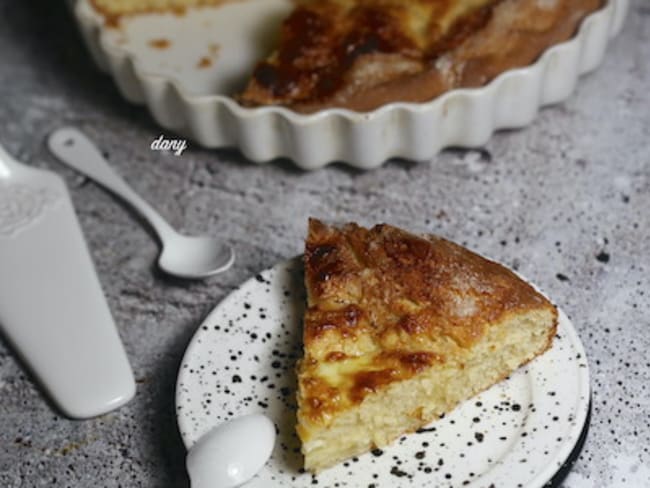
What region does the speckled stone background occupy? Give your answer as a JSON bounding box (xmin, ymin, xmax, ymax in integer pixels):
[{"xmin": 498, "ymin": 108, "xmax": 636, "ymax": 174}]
[{"xmin": 0, "ymin": 1, "xmax": 648, "ymax": 487}]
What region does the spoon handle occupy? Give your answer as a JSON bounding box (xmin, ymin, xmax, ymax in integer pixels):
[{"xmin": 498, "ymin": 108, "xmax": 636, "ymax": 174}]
[{"xmin": 48, "ymin": 127, "xmax": 176, "ymax": 242}]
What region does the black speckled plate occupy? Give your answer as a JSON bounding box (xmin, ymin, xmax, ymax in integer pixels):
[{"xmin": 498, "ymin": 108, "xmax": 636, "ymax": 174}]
[{"xmin": 176, "ymin": 258, "xmax": 591, "ymax": 487}]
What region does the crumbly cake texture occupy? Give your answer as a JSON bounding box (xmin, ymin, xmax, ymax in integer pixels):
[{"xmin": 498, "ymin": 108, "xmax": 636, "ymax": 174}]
[
  {"xmin": 239, "ymin": 0, "xmax": 604, "ymax": 112},
  {"xmin": 298, "ymin": 219, "xmax": 558, "ymax": 472}
]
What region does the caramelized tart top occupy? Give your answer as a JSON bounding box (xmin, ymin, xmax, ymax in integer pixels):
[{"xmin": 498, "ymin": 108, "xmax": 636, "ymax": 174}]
[{"xmin": 299, "ymin": 219, "xmax": 556, "ymax": 425}]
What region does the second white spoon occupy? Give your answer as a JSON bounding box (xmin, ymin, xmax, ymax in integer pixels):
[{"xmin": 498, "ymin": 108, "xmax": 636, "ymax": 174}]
[
  {"xmin": 186, "ymin": 413, "xmax": 276, "ymax": 488},
  {"xmin": 48, "ymin": 127, "xmax": 234, "ymax": 279}
]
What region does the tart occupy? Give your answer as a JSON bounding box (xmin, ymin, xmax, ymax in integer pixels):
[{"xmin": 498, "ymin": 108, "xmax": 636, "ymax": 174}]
[
  {"xmin": 298, "ymin": 219, "xmax": 558, "ymax": 472},
  {"xmin": 88, "ymin": 0, "xmax": 604, "ymax": 112},
  {"xmin": 239, "ymin": 0, "xmax": 604, "ymax": 112}
]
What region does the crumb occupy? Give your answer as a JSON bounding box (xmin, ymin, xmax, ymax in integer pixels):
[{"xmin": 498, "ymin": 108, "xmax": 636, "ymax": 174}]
[
  {"xmin": 104, "ymin": 14, "xmax": 121, "ymax": 29},
  {"xmin": 197, "ymin": 57, "xmax": 212, "ymax": 69},
  {"xmin": 149, "ymin": 38, "xmax": 171, "ymax": 50}
]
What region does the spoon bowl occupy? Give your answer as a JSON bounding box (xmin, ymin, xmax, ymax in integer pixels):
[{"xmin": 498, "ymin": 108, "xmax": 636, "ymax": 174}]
[
  {"xmin": 48, "ymin": 127, "xmax": 234, "ymax": 279},
  {"xmin": 186, "ymin": 413, "xmax": 276, "ymax": 488},
  {"xmin": 159, "ymin": 234, "xmax": 235, "ymax": 279}
]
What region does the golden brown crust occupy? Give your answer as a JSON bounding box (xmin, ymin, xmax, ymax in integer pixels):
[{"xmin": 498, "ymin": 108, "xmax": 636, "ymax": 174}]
[
  {"xmin": 299, "ymin": 219, "xmax": 557, "ymax": 424},
  {"xmin": 238, "ymin": 0, "xmax": 605, "ymax": 112}
]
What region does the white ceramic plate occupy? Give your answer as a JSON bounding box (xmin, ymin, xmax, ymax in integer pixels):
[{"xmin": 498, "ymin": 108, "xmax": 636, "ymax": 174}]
[
  {"xmin": 176, "ymin": 257, "xmax": 590, "ymax": 487},
  {"xmin": 73, "ymin": 0, "xmax": 628, "ymax": 169}
]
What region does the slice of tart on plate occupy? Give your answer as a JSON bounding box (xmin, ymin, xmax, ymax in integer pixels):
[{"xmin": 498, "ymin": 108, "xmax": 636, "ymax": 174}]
[{"xmin": 297, "ymin": 219, "xmax": 558, "ymax": 472}]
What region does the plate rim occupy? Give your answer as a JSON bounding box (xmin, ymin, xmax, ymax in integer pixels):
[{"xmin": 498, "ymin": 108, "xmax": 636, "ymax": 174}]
[{"xmin": 175, "ymin": 257, "xmax": 591, "ymax": 487}]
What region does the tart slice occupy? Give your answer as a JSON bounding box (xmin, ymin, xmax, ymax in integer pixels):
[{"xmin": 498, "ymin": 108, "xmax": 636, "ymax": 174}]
[
  {"xmin": 297, "ymin": 219, "xmax": 557, "ymax": 472},
  {"xmin": 238, "ymin": 0, "xmax": 603, "ymax": 112}
]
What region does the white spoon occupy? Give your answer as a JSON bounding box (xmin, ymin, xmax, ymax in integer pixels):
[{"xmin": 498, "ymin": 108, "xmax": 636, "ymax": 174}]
[
  {"xmin": 47, "ymin": 127, "xmax": 234, "ymax": 279},
  {"xmin": 186, "ymin": 413, "xmax": 276, "ymax": 488}
]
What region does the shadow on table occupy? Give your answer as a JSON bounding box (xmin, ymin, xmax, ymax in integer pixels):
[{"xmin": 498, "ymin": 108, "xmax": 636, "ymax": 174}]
[
  {"xmin": 4, "ymin": 0, "xmax": 162, "ymax": 136},
  {"xmin": 142, "ymin": 317, "xmax": 195, "ymax": 488}
]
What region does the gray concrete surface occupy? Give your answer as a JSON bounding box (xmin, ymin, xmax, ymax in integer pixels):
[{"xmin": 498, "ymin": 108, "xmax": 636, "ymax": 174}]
[{"xmin": 1, "ymin": 0, "xmax": 649, "ymax": 486}]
